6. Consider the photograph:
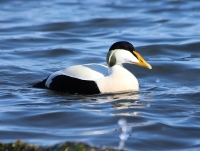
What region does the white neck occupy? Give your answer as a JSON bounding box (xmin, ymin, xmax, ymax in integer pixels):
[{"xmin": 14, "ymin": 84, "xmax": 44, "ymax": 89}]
[{"xmin": 108, "ymin": 64, "xmax": 123, "ymax": 75}]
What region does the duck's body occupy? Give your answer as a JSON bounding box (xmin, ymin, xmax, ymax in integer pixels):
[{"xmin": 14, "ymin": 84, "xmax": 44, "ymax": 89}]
[{"xmin": 33, "ymin": 41, "xmax": 152, "ymax": 94}]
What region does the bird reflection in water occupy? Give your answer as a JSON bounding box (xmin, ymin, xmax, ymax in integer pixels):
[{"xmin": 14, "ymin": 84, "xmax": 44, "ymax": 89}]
[{"xmin": 65, "ymin": 91, "xmax": 152, "ymax": 116}]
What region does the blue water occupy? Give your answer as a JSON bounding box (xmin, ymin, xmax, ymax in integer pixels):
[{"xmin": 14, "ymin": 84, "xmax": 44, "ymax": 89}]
[{"xmin": 1, "ymin": 0, "xmax": 200, "ymax": 150}]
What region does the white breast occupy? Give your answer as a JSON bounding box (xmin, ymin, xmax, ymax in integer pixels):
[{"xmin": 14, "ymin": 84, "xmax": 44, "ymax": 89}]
[{"xmin": 96, "ymin": 65, "xmax": 139, "ymax": 93}]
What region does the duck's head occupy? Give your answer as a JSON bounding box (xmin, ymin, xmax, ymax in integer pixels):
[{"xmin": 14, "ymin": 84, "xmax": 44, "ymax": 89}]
[{"xmin": 106, "ymin": 41, "xmax": 152, "ymax": 69}]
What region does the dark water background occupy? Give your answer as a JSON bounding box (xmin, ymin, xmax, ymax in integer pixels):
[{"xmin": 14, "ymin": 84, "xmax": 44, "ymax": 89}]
[{"xmin": 1, "ymin": 0, "xmax": 200, "ymax": 150}]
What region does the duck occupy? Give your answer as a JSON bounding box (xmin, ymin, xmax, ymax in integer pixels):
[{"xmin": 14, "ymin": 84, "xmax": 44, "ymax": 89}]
[{"xmin": 33, "ymin": 41, "xmax": 152, "ymax": 94}]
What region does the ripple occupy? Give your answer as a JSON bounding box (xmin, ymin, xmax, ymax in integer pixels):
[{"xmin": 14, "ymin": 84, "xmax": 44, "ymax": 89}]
[{"xmin": 1, "ymin": 0, "xmax": 200, "ymax": 150}]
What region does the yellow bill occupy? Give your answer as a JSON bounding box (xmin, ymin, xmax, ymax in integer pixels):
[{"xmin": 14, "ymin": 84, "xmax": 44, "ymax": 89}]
[{"xmin": 133, "ymin": 51, "xmax": 152, "ymax": 69}]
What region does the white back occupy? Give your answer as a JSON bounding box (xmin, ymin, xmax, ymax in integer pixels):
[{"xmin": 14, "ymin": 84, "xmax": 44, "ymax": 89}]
[
  {"xmin": 45, "ymin": 64, "xmax": 109, "ymax": 88},
  {"xmin": 64, "ymin": 64, "xmax": 108, "ymax": 80}
]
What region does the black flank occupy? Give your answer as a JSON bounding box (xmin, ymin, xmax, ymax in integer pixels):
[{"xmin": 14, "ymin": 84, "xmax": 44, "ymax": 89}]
[{"xmin": 49, "ymin": 75, "xmax": 100, "ymax": 95}]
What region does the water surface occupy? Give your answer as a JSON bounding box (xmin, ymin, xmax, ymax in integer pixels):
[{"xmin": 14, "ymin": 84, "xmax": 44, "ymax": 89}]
[{"xmin": 0, "ymin": 0, "xmax": 200, "ymax": 150}]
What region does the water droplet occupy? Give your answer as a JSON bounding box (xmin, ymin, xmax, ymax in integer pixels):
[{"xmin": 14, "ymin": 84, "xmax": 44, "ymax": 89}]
[
  {"xmin": 122, "ymin": 126, "xmax": 132, "ymax": 133},
  {"xmin": 118, "ymin": 118, "xmax": 127, "ymax": 126},
  {"xmin": 156, "ymin": 79, "xmax": 160, "ymax": 83},
  {"xmin": 118, "ymin": 141, "xmax": 124, "ymax": 150},
  {"xmin": 119, "ymin": 133, "xmax": 129, "ymax": 141},
  {"xmin": 146, "ymin": 102, "xmax": 151, "ymax": 107},
  {"xmin": 133, "ymin": 112, "xmax": 138, "ymax": 115},
  {"xmin": 118, "ymin": 118, "xmax": 131, "ymax": 150}
]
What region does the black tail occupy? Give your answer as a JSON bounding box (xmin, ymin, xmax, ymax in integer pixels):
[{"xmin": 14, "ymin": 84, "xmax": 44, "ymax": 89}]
[{"xmin": 33, "ymin": 78, "xmax": 47, "ymax": 89}]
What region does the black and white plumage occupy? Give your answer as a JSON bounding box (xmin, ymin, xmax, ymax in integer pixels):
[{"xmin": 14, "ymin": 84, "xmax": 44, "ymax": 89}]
[{"xmin": 33, "ymin": 41, "xmax": 152, "ymax": 94}]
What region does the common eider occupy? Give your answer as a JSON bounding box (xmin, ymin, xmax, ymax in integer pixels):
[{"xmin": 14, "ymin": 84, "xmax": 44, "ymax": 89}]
[{"xmin": 33, "ymin": 41, "xmax": 152, "ymax": 94}]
